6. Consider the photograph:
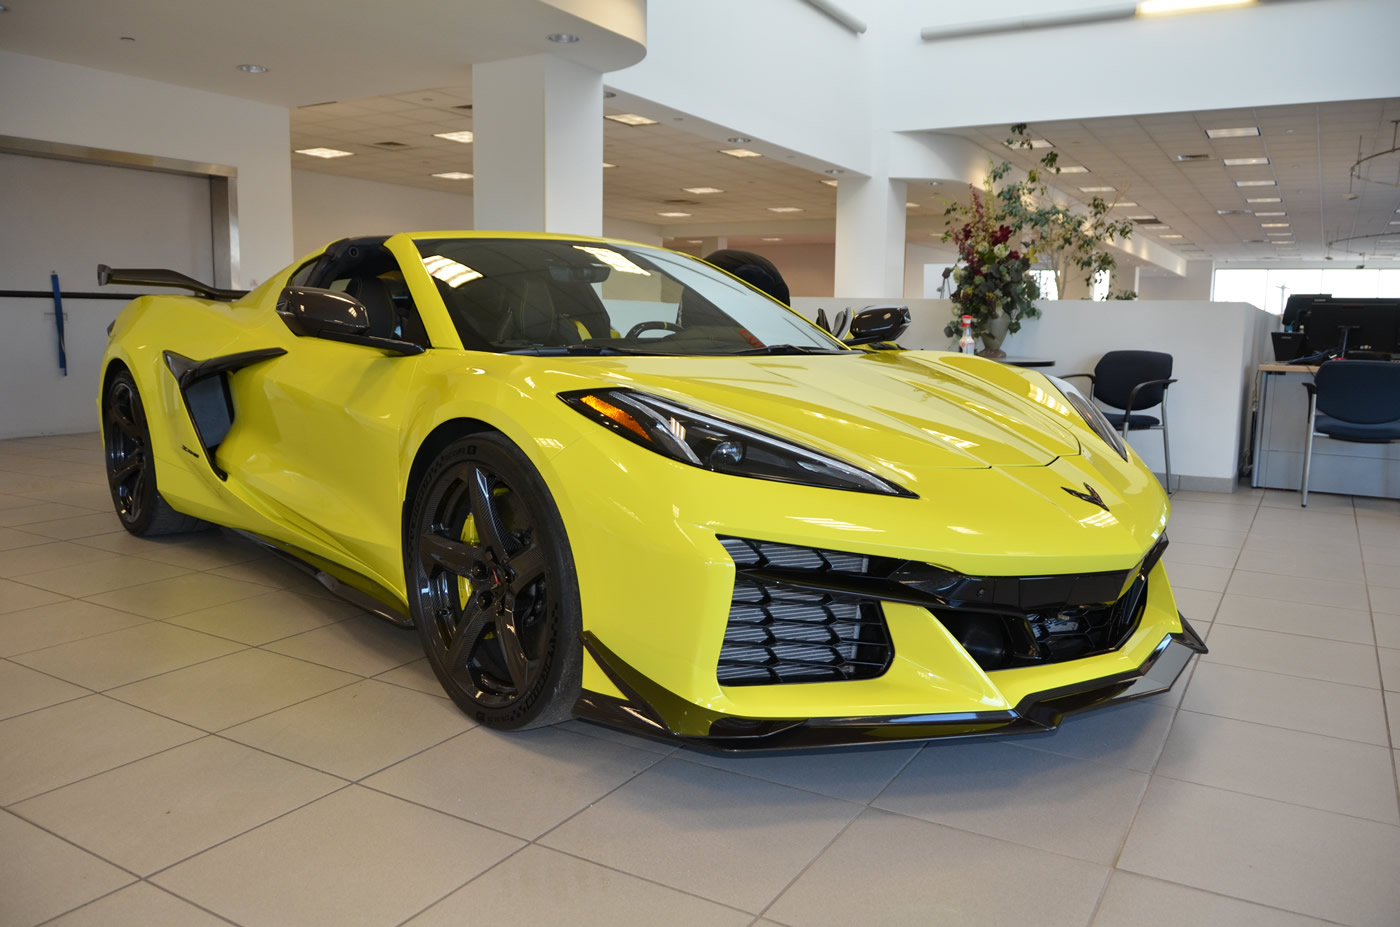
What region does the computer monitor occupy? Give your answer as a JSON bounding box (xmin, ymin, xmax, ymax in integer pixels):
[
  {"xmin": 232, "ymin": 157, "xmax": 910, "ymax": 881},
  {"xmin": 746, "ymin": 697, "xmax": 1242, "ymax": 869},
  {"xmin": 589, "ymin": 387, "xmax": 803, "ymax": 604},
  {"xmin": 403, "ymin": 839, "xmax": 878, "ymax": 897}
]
[
  {"xmin": 1297, "ymin": 300, "xmax": 1400, "ymax": 358},
  {"xmin": 1282, "ymin": 294, "xmax": 1330, "ymax": 331}
]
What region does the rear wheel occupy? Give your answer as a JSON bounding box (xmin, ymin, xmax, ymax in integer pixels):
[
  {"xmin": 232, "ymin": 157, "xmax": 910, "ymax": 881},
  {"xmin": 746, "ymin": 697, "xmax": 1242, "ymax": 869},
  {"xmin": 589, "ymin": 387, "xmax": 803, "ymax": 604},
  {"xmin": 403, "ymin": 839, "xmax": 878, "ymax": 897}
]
[
  {"xmin": 406, "ymin": 433, "xmax": 582, "ymax": 729},
  {"xmin": 102, "ymin": 370, "xmax": 207, "ymax": 536}
]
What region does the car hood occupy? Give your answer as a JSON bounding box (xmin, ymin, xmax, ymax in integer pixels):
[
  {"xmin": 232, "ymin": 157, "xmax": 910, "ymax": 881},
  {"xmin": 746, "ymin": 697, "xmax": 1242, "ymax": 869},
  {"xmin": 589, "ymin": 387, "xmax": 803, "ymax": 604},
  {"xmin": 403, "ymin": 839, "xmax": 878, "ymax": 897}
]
[{"xmin": 554, "ymin": 349, "xmax": 1084, "ymax": 473}]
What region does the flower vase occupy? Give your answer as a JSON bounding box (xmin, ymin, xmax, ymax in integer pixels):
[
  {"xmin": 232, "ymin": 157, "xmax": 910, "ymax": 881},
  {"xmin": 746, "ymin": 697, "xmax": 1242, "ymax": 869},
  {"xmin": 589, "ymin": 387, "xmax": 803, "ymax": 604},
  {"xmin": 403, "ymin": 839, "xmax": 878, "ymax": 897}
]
[{"xmin": 978, "ymin": 315, "xmax": 1011, "ymax": 359}]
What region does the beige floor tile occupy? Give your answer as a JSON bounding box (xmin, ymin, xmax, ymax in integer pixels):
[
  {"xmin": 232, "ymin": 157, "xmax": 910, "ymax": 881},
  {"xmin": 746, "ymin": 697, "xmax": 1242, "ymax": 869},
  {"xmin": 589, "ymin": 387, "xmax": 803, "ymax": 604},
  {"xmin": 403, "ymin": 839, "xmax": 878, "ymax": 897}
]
[
  {"xmin": 1001, "ymin": 699, "xmax": 1178, "ymax": 773},
  {"xmin": 872, "ymin": 741, "xmax": 1148, "ymax": 865},
  {"xmin": 1233, "ymin": 544, "xmax": 1366, "ymax": 583},
  {"xmin": 1158, "ymin": 711, "xmax": 1400, "ymax": 824},
  {"xmin": 1354, "ymin": 496, "xmax": 1400, "ymax": 518},
  {"xmin": 373, "ymin": 657, "xmax": 449, "ymax": 698},
  {"xmin": 43, "ymin": 882, "xmax": 232, "ymax": 927},
  {"xmin": 1169, "ymin": 586, "xmax": 1221, "ymax": 623},
  {"xmin": 14, "ymin": 736, "xmax": 343, "ymax": 876},
  {"xmin": 1203, "ymin": 624, "xmax": 1381, "ymax": 688},
  {"xmin": 153, "ymin": 786, "xmax": 522, "ymax": 927},
  {"xmin": 1251, "ymin": 507, "xmax": 1359, "ymax": 538},
  {"xmin": 1376, "ymin": 611, "xmax": 1400, "ymax": 649},
  {"xmin": 1368, "ymin": 583, "xmax": 1400, "ymax": 613},
  {"xmin": 558, "ymin": 718, "xmax": 680, "ymax": 755},
  {"xmin": 1388, "ymin": 691, "xmax": 1400, "ymax": 745},
  {"xmin": 1173, "ymin": 488, "xmax": 1262, "ymax": 507},
  {"xmin": 540, "ymin": 758, "xmax": 863, "ymax": 912},
  {"xmin": 0, "ymin": 598, "xmax": 150, "ymax": 658},
  {"xmin": 0, "ymin": 809, "xmax": 135, "ymax": 926},
  {"xmin": 1119, "ymin": 777, "xmax": 1400, "ymax": 927},
  {"xmin": 107, "ymin": 648, "xmax": 359, "ymax": 731},
  {"xmin": 11, "ymin": 622, "xmax": 245, "ymax": 690},
  {"xmin": 13, "ymin": 555, "xmax": 189, "ymax": 598},
  {"xmin": 223, "ymin": 678, "xmax": 473, "ymax": 779},
  {"xmin": 74, "ymin": 529, "xmax": 266, "ymax": 571},
  {"xmin": 1183, "ymin": 662, "xmax": 1390, "ymax": 746},
  {"xmin": 1358, "ymin": 518, "xmax": 1400, "ymax": 548},
  {"xmin": 17, "ymin": 483, "xmax": 115, "ymax": 512},
  {"xmin": 1263, "ymin": 488, "xmax": 1353, "ymax": 512},
  {"xmin": 366, "ymin": 725, "xmax": 660, "ymax": 837},
  {"xmin": 765, "ymin": 808, "xmax": 1107, "ymax": 927},
  {"xmin": 0, "ymin": 541, "xmax": 124, "ymax": 579},
  {"xmin": 19, "ymin": 512, "xmax": 127, "ymax": 540},
  {"xmin": 0, "ymin": 501, "xmax": 97, "ymax": 527},
  {"xmin": 168, "ymin": 589, "xmax": 360, "ymax": 645},
  {"xmin": 206, "ymin": 558, "xmax": 333, "ymax": 596},
  {"xmin": 0, "ymin": 525, "xmax": 47, "ymax": 551},
  {"xmin": 0, "ymin": 659, "xmax": 89, "ymax": 721},
  {"xmin": 1162, "ymin": 561, "xmax": 1232, "ymax": 593},
  {"xmin": 1379, "ymin": 647, "xmax": 1399, "ymax": 692},
  {"xmin": 1092, "ymin": 871, "xmax": 1337, "ymax": 927},
  {"xmin": 1166, "ymin": 525, "xmax": 1248, "ymax": 550},
  {"xmin": 0, "ymin": 492, "xmax": 45, "ymax": 512},
  {"xmin": 405, "ymin": 844, "xmax": 751, "ymax": 927},
  {"xmin": 1162, "ymin": 540, "xmax": 1240, "ymax": 569},
  {"xmin": 1244, "ymin": 526, "xmax": 1360, "ymax": 556},
  {"xmin": 1225, "ymin": 569, "xmax": 1371, "ymax": 612},
  {"xmin": 0, "ymin": 695, "xmax": 201, "ymax": 803},
  {"xmin": 84, "ymin": 572, "xmax": 275, "ymax": 620},
  {"xmin": 1167, "ymin": 501, "xmax": 1260, "ymax": 532},
  {"xmin": 1213, "ymin": 593, "xmax": 1373, "ymax": 644},
  {"xmin": 0, "ymin": 577, "xmax": 68, "ymax": 614},
  {"xmin": 675, "ymin": 741, "xmax": 918, "ymax": 803},
  {"xmin": 262, "ymin": 614, "xmax": 423, "ymax": 677}
]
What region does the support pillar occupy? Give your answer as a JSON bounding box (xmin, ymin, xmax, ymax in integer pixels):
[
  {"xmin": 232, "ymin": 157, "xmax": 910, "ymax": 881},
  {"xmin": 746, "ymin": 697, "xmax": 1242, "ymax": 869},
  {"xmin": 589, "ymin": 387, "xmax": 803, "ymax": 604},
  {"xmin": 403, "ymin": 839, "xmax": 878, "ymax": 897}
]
[
  {"xmin": 472, "ymin": 55, "xmax": 604, "ymax": 235},
  {"xmin": 699, "ymin": 236, "xmax": 728, "ymax": 255},
  {"xmin": 834, "ymin": 166, "xmax": 907, "ymax": 297}
]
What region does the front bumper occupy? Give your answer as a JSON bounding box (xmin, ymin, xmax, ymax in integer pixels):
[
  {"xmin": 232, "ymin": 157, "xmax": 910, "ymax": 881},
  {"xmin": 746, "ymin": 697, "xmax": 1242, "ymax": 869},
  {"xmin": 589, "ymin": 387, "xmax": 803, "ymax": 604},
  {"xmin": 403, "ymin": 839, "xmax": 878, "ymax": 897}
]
[{"xmin": 573, "ymin": 615, "xmax": 1206, "ymax": 751}]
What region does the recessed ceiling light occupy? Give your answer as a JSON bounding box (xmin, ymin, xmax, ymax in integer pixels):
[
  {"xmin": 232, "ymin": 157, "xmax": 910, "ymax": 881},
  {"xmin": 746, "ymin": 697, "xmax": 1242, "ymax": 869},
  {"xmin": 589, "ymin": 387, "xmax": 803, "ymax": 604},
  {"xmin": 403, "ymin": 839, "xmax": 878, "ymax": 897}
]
[
  {"xmin": 605, "ymin": 113, "xmax": 658, "ymax": 126},
  {"xmin": 1253, "ymin": 211, "xmax": 1286, "ymax": 217},
  {"xmin": 1080, "ymin": 186, "xmax": 1116, "ymax": 193},
  {"xmin": 295, "ymin": 147, "xmax": 353, "ymax": 159},
  {"xmin": 432, "ymin": 171, "xmax": 473, "ymax": 180},
  {"xmin": 1140, "ymin": 224, "xmax": 1170, "ymax": 230},
  {"xmin": 601, "ymin": 162, "xmax": 615, "ymax": 168},
  {"xmin": 768, "ymin": 206, "xmax": 804, "ymax": 213},
  {"xmin": 825, "ymin": 169, "xmax": 845, "ymax": 175},
  {"xmin": 237, "ymin": 64, "xmax": 269, "ymax": 73},
  {"xmin": 1223, "ymin": 156, "xmax": 1270, "ymax": 166},
  {"xmin": 1175, "ymin": 154, "xmax": 1211, "ymax": 162},
  {"xmin": 1266, "ymin": 232, "xmax": 1292, "ymax": 237},
  {"xmin": 1110, "ymin": 201, "xmax": 1138, "ymax": 208},
  {"xmin": 727, "ymin": 136, "xmax": 751, "ymax": 144},
  {"xmin": 1055, "ymin": 165, "xmax": 1089, "ymax": 173},
  {"xmin": 928, "ymin": 181, "xmax": 941, "ymax": 186},
  {"xmin": 1205, "ymin": 126, "xmax": 1261, "ymax": 139},
  {"xmin": 433, "ymin": 131, "xmax": 474, "ymax": 144},
  {"xmin": 1235, "ymin": 179, "xmax": 1276, "ymax": 187},
  {"xmin": 1271, "ymin": 241, "xmax": 1293, "ymax": 245},
  {"xmin": 1127, "ymin": 215, "xmax": 1158, "ymax": 221},
  {"xmin": 762, "ymin": 237, "xmax": 783, "ymax": 241},
  {"xmin": 720, "ymin": 148, "xmax": 762, "ymax": 158},
  {"xmin": 547, "ymin": 32, "xmax": 580, "ymax": 43},
  {"xmin": 1247, "ymin": 197, "xmax": 1282, "ymax": 203},
  {"xmin": 821, "ymin": 179, "xmax": 838, "ymax": 187},
  {"xmin": 1260, "ymin": 222, "xmax": 1290, "ymax": 228},
  {"xmin": 1005, "ymin": 138, "xmax": 1054, "ymax": 149},
  {"xmin": 683, "ymin": 186, "xmax": 723, "ymax": 194},
  {"xmin": 906, "ymin": 202, "xmax": 919, "ymax": 208},
  {"xmin": 1217, "ymin": 209, "xmax": 1251, "ymax": 215},
  {"xmin": 657, "ymin": 211, "xmax": 691, "ymax": 218},
  {"xmin": 1161, "ymin": 234, "xmax": 1184, "ymax": 239}
]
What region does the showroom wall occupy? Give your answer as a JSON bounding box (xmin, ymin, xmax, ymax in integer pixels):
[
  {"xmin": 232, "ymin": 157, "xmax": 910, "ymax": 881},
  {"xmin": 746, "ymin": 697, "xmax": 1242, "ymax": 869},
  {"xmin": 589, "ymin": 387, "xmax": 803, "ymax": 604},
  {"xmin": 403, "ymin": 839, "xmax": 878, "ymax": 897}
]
[{"xmin": 0, "ymin": 50, "xmax": 293, "ymax": 287}]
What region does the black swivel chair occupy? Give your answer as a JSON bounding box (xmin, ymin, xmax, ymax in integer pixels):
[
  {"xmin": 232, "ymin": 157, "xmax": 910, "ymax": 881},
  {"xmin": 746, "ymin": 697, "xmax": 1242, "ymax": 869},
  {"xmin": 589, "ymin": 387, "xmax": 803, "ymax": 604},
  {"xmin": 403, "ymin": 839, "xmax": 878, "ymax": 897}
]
[
  {"xmin": 1064, "ymin": 351, "xmax": 1178, "ymax": 493},
  {"xmin": 1300, "ymin": 360, "xmax": 1400, "ymax": 507}
]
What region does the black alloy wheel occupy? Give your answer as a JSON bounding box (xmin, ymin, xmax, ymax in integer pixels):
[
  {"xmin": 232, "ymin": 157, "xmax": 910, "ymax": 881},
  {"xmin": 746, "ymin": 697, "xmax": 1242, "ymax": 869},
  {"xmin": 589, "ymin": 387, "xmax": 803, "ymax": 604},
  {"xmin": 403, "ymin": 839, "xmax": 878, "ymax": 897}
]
[
  {"xmin": 102, "ymin": 370, "xmax": 205, "ymax": 536},
  {"xmin": 407, "ymin": 433, "xmax": 581, "ymax": 729}
]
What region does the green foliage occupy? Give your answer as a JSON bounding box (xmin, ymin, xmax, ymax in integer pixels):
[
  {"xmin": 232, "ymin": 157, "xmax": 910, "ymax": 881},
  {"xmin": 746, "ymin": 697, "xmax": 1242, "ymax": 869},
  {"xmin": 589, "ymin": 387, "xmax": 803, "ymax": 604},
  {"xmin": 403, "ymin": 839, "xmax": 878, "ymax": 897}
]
[{"xmin": 941, "ymin": 124, "xmax": 1136, "ymax": 338}]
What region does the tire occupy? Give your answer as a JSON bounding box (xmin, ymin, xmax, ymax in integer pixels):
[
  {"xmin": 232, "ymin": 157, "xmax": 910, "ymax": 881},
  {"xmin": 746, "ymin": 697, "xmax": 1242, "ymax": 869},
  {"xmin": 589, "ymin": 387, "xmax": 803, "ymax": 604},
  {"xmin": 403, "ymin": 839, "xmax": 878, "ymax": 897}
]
[
  {"xmin": 406, "ymin": 433, "xmax": 582, "ymax": 729},
  {"xmin": 102, "ymin": 370, "xmax": 208, "ymax": 536}
]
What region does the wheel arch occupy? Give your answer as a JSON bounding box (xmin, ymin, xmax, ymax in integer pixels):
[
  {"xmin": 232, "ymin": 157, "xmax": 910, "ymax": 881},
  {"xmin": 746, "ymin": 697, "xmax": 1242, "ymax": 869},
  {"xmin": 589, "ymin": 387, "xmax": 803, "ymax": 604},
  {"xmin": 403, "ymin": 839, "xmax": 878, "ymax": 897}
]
[{"xmin": 401, "ymin": 417, "xmax": 502, "ymax": 544}]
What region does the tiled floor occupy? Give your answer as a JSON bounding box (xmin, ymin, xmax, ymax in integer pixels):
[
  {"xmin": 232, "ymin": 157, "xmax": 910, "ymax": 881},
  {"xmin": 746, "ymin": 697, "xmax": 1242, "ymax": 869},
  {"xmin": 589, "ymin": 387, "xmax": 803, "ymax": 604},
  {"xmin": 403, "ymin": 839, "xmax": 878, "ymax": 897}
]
[{"xmin": 1, "ymin": 432, "xmax": 1398, "ymax": 926}]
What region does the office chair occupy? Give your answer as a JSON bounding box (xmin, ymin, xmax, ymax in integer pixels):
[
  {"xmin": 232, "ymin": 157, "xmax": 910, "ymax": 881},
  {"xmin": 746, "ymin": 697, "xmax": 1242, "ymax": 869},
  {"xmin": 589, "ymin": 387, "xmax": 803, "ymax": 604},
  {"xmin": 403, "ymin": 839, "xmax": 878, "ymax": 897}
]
[
  {"xmin": 1064, "ymin": 351, "xmax": 1177, "ymax": 493},
  {"xmin": 1300, "ymin": 360, "xmax": 1400, "ymax": 506}
]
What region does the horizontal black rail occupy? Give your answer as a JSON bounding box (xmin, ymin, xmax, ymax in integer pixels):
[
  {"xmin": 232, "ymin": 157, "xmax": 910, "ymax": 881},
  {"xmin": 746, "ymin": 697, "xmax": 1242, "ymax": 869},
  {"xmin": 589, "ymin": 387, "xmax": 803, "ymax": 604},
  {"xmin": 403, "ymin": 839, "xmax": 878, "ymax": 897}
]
[{"xmin": 0, "ymin": 290, "xmax": 151, "ymax": 301}]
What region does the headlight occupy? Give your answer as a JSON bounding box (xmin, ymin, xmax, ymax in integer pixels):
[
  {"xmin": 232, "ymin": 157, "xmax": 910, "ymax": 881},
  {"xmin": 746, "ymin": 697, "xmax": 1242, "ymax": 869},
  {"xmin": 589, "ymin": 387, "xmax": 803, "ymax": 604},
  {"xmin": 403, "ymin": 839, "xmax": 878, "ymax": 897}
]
[
  {"xmin": 1045, "ymin": 375, "xmax": 1129, "ymax": 461},
  {"xmin": 560, "ymin": 388, "xmax": 914, "ymax": 496}
]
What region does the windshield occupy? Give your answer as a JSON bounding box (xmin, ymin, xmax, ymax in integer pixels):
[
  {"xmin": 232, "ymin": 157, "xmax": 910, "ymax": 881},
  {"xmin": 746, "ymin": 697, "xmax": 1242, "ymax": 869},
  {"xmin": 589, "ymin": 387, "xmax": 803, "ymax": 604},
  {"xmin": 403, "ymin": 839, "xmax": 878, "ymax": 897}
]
[{"xmin": 414, "ymin": 238, "xmax": 848, "ymax": 356}]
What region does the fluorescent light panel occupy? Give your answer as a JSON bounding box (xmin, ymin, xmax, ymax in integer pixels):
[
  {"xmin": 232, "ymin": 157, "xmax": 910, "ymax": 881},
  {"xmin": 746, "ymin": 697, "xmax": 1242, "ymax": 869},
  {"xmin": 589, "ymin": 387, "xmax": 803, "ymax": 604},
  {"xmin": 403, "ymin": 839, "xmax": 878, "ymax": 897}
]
[
  {"xmin": 1247, "ymin": 197, "xmax": 1281, "ymax": 203},
  {"xmin": 821, "ymin": 179, "xmax": 839, "ymax": 187},
  {"xmin": 1080, "ymin": 186, "xmax": 1117, "ymax": 192},
  {"xmin": 605, "ymin": 113, "xmax": 658, "ymax": 126},
  {"xmin": 431, "ymin": 171, "xmax": 473, "ymax": 180},
  {"xmin": 683, "ymin": 186, "xmax": 723, "ymax": 194},
  {"xmin": 1260, "ymin": 222, "xmax": 1290, "ymax": 228},
  {"xmin": 1056, "ymin": 165, "xmax": 1089, "ymax": 173},
  {"xmin": 295, "ymin": 147, "xmax": 353, "ymax": 159},
  {"xmin": 1205, "ymin": 126, "xmax": 1261, "ymax": 139},
  {"xmin": 602, "ymin": 162, "xmax": 616, "ymax": 168},
  {"xmin": 1235, "ymin": 179, "xmax": 1276, "ymax": 187},
  {"xmin": 1005, "ymin": 138, "xmax": 1054, "ymax": 149},
  {"xmin": 657, "ymin": 211, "xmax": 691, "ymax": 217},
  {"xmin": 1223, "ymin": 156, "xmax": 1269, "ymax": 166},
  {"xmin": 720, "ymin": 148, "xmax": 762, "ymax": 158},
  {"xmin": 433, "ymin": 131, "xmax": 474, "ymax": 143},
  {"xmin": 1254, "ymin": 211, "xmax": 1286, "ymax": 217},
  {"xmin": 768, "ymin": 206, "xmax": 804, "ymax": 213}
]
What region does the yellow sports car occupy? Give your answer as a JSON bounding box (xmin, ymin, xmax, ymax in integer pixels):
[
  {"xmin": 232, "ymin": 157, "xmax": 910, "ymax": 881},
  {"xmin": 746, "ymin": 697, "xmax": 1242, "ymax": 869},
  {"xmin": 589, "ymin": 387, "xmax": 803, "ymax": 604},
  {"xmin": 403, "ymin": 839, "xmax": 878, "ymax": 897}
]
[{"xmin": 96, "ymin": 232, "xmax": 1204, "ymax": 749}]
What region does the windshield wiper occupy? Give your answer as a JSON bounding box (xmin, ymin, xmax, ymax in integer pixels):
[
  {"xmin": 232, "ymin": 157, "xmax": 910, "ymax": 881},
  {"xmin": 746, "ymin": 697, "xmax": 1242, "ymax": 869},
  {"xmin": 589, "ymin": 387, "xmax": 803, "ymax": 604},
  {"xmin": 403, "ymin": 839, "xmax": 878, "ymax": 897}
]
[
  {"xmin": 504, "ymin": 344, "xmax": 673, "ymax": 356},
  {"xmin": 732, "ymin": 344, "xmax": 850, "ymax": 356}
]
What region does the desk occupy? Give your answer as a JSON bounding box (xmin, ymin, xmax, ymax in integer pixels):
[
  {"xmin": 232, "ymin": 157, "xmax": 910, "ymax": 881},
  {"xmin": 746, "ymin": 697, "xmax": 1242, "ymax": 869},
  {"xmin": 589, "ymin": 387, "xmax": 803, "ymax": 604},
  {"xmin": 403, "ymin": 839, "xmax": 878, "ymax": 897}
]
[
  {"xmin": 990, "ymin": 356, "xmax": 1055, "ymax": 368},
  {"xmin": 1250, "ymin": 363, "xmax": 1400, "ymax": 498}
]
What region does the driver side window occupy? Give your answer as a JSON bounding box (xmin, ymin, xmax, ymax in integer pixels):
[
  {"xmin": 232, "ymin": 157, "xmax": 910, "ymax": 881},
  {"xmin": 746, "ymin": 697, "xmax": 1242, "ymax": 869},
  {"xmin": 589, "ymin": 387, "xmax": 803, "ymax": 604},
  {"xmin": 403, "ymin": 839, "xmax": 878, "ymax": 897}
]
[{"xmin": 302, "ymin": 243, "xmax": 432, "ymax": 348}]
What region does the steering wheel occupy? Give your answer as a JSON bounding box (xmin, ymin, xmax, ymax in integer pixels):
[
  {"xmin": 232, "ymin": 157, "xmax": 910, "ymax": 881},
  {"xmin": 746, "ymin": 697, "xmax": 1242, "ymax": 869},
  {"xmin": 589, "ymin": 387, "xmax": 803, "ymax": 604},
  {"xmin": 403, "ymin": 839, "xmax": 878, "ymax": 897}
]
[{"xmin": 625, "ymin": 320, "xmax": 682, "ymax": 339}]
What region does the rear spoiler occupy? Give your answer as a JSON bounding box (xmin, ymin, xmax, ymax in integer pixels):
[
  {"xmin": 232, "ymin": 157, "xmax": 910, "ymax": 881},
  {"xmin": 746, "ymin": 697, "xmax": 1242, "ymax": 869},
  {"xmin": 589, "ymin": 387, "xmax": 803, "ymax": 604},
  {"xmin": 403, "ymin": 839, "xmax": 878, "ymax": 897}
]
[{"xmin": 97, "ymin": 264, "xmax": 248, "ymax": 302}]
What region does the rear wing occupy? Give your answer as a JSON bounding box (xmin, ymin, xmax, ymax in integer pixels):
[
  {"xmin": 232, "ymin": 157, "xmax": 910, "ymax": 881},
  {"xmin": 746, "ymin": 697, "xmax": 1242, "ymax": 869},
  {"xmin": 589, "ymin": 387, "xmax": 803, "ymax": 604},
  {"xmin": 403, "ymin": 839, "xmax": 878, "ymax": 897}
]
[{"xmin": 97, "ymin": 264, "xmax": 248, "ymax": 302}]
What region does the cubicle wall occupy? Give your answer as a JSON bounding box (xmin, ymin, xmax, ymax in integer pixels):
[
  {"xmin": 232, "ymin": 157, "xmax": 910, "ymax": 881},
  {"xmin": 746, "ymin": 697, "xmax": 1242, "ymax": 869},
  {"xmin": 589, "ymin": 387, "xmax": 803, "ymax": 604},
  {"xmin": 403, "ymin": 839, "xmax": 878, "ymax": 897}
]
[{"xmin": 791, "ymin": 298, "xmax": 1275, "ymax": 492}]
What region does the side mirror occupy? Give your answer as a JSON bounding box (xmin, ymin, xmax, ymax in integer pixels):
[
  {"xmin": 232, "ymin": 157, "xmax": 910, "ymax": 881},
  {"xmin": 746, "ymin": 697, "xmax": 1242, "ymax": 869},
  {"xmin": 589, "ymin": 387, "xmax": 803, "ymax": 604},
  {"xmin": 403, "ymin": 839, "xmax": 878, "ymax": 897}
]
[
  {"xmin": 844, "ymin": 305, "xmax": 911, "ymax": 345},
  {"xmin": 276, "ymin": 286, "xmax": 370, "ymax": 337}
]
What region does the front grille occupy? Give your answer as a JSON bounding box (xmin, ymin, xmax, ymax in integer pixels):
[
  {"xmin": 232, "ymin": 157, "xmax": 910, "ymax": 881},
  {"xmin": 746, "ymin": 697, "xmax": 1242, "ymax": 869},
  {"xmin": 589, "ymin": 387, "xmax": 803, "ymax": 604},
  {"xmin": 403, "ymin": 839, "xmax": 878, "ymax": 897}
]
[{"xmin": 717, "ymin": 538, "xmax": 893, "ymax": 685}]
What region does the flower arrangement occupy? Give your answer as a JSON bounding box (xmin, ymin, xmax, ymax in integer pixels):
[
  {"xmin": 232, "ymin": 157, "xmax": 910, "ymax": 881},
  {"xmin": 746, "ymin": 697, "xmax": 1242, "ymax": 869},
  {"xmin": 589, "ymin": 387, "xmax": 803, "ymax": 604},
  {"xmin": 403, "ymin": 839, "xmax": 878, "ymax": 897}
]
[{"xmin": 940, "ymin": 182, "xmax": 1041, "ymax": 350}]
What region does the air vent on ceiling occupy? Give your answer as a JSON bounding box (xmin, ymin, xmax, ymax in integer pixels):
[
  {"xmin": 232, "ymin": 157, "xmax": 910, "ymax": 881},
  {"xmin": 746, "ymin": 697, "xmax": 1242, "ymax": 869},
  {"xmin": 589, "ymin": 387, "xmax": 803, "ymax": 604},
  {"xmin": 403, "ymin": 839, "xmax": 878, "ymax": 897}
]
[
  {"xmin": 454, "ymin": 104, "xmax": 473, "ymax": 111},
  {"xmin": 1217, "ymin": 209, "xmax": 1252, "ymax": 215},
  {"xmin": 371, "ymin": 141, "xmax": 413, "ymax": 150},
  {"xmin": 1174, "ymin": 154, "xmax": 1210, "ymax": 162},
  {"xmin": 298, "ymin": 100, "xmax": 338, "ymax": 109},
  {"xmin": 663, "ymin": 198, "xmax": 701, "ymax": 206},
  {"xmin": 1131, "ymin": 216, "xmax": 1160, "ymax": 224}
]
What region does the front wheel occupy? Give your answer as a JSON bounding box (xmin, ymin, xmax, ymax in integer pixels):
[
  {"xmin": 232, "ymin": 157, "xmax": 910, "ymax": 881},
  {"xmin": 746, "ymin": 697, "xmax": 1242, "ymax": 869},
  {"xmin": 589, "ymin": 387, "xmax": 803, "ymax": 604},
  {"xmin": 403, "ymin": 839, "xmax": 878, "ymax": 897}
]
[
  {"xmin": 102, "ymin": 370, "xmax": 207, "ymax": 536},
  {"xmin": 405, "ymin": 433, "xmax": 582, "ymax": 729}
]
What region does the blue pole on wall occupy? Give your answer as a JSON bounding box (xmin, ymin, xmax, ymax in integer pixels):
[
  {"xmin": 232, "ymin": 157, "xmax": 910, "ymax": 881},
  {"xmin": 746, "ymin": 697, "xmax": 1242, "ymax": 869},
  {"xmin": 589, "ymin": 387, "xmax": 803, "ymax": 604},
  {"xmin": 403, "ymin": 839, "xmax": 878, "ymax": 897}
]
[{"xmin": 50, "ymin": 271, "xmax": 67, "ymax": 376}]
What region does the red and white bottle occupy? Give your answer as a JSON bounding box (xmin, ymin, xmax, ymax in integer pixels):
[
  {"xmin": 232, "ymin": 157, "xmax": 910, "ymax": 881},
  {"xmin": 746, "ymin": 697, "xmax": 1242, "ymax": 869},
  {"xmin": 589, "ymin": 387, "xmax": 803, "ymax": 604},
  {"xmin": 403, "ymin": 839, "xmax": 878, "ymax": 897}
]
[{"xmin": 958, "ymin": 315, "xmax": 976, "ymax": 354}]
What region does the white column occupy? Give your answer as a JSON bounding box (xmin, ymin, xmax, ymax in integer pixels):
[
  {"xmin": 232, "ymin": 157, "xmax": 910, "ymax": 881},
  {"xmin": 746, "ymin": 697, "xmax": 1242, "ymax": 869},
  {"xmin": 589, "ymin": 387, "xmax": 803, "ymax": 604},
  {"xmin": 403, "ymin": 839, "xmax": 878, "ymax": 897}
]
[
  {"xmin": 699, "ymin": 236, "xmax": 728, "ymax": 255},
  {"xmin": 472, "ymin": 55, "xmax": 603, "ymax": 236},
  {"xmin": 834, "ymin": 170, "xmax": 907, "ymax": 297}
]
